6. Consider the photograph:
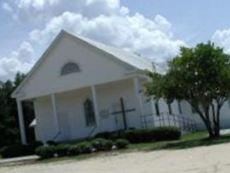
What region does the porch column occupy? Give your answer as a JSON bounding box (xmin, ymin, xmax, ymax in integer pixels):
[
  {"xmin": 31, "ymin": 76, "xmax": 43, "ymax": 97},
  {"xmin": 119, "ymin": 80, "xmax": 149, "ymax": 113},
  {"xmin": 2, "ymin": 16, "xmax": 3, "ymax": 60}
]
[
  {"xmin": 16, "ymin": 99, "xmax": 27, "ymax": 145},
  {"xmin": 51, "ymin": 94, "xmax": 59, "ymax": 133},
  {"xmin": 134, "ymin": 77, "xmax": 144, "ymax": 116},
  {"xmin": 146, "ymin": 77, "xmax": 155, "ymax": 116},
  {"xmin": 91, "ymin": 85, "xmax": 100, "ymax": 126},
  {"xmin": 150, "ymin": 97, "xmax": 155, "ymax": 115}
]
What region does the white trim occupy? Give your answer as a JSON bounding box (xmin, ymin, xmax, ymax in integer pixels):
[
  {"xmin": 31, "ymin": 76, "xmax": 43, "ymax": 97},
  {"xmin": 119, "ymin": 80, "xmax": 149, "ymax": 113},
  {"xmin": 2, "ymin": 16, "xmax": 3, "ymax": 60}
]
[
  {"xmin": 64, "ymin": 31, "xmax": 153, "ymax": 71},
  {"xmin": 11, "ymin": 30, "xmax": 66, "ymax": 98},
  {"xmin": 17, "ymin": 74, "xmax": 143, "ymax": 101},
  {"xmin": 91, "ymin": 85, "xmax": 100, "ymax": 126},
  {"xmin": 150, "ymin": 96, "xmax": 155, "ymax": 116},
  {"xmin": 51, "ymin": 94, "xmax": 60, "ymax": 133},
  {"xmin": 16, "ymin": 99, "xmax": 27, "ymax": 145},
  {"xmin": 134, "ymin": 78, "xmax": 144, "ymax": 116},
  {"xmin": 12, "ymin": 30, "xmax": 153, "ymax": 99},
  {"xmin": 146, "ymin": 76, "xmax": 155, "ymax": 116}
]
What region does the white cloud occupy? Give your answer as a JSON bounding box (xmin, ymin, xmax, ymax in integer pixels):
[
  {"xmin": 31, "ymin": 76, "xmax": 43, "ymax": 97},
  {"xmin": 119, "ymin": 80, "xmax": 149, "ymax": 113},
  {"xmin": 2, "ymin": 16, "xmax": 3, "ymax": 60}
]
[
  {"xmin": 11, "ymin": 41, "xmax": 34, "ymax": 63},
  {"xmin": 2, "ymin": 2, "xmax": 13, "ymax": 12},
  {"xmin": 0, "ymin": 57, "xmax": 32, "ymax": 81},
  {"xmin": 0, "ymin": 0, "xmax": 185, "ymax": 81},
  {"xmin": 3, "ymin": 0, "xmax": 121, "ymax": 21},
  {"xmin": 18, "ymin": 0, "xmax": 59, "ymax": 9},
  {"xmin": 28, "ymin": 12, "xmax": 185, "ymax": 62},
  {"xmin": 0, "ymin": 41, "xmax": 34, "ymax": 81},
  {"xmin": 212, "ymin": 29, "xmax": 230, "ymax": 53}
]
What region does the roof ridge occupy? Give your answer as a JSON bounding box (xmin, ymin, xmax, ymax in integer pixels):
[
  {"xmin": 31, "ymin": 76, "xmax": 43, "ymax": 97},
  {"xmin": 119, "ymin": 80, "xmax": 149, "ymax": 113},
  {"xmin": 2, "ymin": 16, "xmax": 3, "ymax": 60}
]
[{"xmin": 62, "ymin": 30, "xmax": 154, "ymax": 71}]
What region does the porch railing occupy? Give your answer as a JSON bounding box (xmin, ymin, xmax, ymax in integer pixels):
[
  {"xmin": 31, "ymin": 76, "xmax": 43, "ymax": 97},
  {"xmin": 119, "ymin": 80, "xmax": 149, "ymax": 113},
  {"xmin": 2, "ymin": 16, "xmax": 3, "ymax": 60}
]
[
  {"xmin": 140, "ymin": 112, "xmax": 198, "ymax": 132},
  {"xmin": 52, "ymin": 131, "xmax": 61, "ymax": 141}
]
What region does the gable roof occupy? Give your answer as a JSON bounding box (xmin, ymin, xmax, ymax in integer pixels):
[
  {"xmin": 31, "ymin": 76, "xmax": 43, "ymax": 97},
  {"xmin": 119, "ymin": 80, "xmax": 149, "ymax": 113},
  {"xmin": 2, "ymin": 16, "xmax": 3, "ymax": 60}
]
[
  {"xmin": 12, "ymin": 30, "xmax": 154, "ymax": 98},
  {"xmin": 68, "ymin": 32, "xmax": 154, "ymax": 71}
]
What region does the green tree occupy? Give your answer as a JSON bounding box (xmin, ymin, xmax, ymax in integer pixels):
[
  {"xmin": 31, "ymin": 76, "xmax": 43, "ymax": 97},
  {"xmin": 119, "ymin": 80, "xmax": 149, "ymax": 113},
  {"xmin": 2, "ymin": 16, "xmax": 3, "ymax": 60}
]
[
  {"xmin": 0, "ymin": 72, "xmax": 26, "ymax": 147},
  {"xmin": 146, "ymin": 42, "xmax": 230, "ymax": 138}
]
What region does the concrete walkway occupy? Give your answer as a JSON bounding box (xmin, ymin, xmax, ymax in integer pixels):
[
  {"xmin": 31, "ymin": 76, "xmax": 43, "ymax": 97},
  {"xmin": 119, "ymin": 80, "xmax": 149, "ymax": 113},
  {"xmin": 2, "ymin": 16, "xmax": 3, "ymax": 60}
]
[
  {"xmin": 1, "ymin": 143, "xmax": 230, "ymax": 173},
  {"xmin": 220, "ymin": 129, "xmax": 230, "ymax": 135},
  {"xmin": 0, "ymin": 155, "xmax": 39, "ymax": 167}
]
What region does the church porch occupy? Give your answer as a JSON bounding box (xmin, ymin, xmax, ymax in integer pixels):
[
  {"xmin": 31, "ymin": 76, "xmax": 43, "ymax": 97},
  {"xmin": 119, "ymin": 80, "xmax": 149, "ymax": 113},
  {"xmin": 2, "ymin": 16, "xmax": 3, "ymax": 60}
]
[{"xmin": 17, "ymin": 77, "xmax": 147, "ymax": 143}]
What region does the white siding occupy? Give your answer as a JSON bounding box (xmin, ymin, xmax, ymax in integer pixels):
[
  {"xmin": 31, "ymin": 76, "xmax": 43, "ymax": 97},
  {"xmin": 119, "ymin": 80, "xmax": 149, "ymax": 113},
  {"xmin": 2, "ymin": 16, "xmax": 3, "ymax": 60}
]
[
  {"xmin": 97, "ymin": 79, "xmax": 141, "ymax": 132},
  {"xmin": 34, "ymin": 78, "xmax": 142, "ymax": 142},
  {"xmin": 220, "ymin": 102, "xmax": 230, "ymax": 129},
  {"xmin": 20, "ymin": 34, "xmax": 130, "ymax": 100},
  {"xmin": 34, "ymin": 96, "xmax": 57, "ymax": 142}
]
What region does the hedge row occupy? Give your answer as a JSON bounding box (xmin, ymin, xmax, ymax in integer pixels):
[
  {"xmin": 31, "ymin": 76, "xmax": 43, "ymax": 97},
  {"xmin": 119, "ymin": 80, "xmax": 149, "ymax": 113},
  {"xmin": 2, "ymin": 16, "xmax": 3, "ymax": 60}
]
[
  {"xmin": 36, "ymin": 138, "xmax": 129, "ymax": 159},
  {"xmin": 1, "ymin": 127, "xmax": 180, "ymax": 158},
  {"xmin": 95, "ymin": 127, "xmax": 181, "ymax": 143}
]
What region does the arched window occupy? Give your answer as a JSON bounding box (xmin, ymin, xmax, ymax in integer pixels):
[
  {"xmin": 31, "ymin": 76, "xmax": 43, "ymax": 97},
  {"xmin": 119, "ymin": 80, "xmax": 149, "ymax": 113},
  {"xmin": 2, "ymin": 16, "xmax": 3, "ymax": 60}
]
[
  {"xmin": 84, "ymin": 98, "xmax": 96, "ymax": 126},
  {"xmin": 167, "ymin": 102, "xmax": 172, "ymax": 115},
  {"xmin": 178, "ymin": 101, "xmax": 182, "ymax": 114},
  {"xmin": 61, "ymin": 62, "xmax": 80, "ymax": 75},
  {"xmin": 155, "ymin": 101, "xmax": 160, "ymax": 116}
]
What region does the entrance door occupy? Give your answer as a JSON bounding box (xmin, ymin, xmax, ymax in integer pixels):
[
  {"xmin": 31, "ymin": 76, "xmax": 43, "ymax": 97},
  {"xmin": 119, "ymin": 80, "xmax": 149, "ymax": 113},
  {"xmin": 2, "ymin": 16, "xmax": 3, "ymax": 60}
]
[{"xmin": 58, "ymin": 111, "xmax": 71, "ymax": 140}]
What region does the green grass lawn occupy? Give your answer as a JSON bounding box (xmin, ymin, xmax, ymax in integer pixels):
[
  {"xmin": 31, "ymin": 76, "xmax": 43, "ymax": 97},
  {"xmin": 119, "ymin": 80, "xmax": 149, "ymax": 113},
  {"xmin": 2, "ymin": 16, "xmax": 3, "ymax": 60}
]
[{"xmin": 130, "ymin": 131, "xmax": 230, "ymax": 151}]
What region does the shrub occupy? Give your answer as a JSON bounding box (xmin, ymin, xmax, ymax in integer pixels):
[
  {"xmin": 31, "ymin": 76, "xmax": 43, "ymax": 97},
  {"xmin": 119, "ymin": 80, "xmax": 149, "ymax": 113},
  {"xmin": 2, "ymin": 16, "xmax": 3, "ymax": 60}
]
[
  {"xmin": 94, "ymin": 130, "xmax": 125, "ymax": 140},
  {"xmin": 33, "ymin": 127, "xmax": 180, "ymax": 160},
  {"xmin": 102, "ymin": 139, "xmax": 113, "ymax": 151},
  {"xmin": 0, "ymin": 144, "xmax": 35, "ymax": 158},
  {"xmin": 91, "ymin": 138, "xmax": 113, "ymax": 151},
  {"xmin": 91, "ymin": 138, "xmax": 104, "ymax": 150},
  {"xmin": 68, "ymin": 145, "xmax": 80, "ymax": 156},
  {"xmin": 95, "ymin": 127, "xmax": 181, "ymax": 143},
  {"xmin": 35, "ymin": 146, "xmax": 56, "ymax": 159},
  {"xmin": 115, "ymin": 139, "xmax": 129, "ymax": 149},
  {"xmin": 55, "ymin": 144, "xmax": 71, "ymax": 157},
  {"xmin": 152, "ymin": 127, "xmax": 181, "ymax": 141},
  {"xmin": 124, "ymin": 127, "xmax": 181, "ymax": 143},
  {"xmin": 124, "ymin": 129, "xmax": 154, "ymax": 143},
  {"xmin": 78, "ymin": 142, "xmax": 92, "ymax": 154}
]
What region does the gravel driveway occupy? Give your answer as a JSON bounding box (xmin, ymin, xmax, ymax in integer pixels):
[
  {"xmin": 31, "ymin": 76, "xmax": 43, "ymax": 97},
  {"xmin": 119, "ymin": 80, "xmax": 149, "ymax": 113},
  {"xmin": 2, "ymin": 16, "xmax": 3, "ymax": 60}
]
[{"xmin": 1, "ymin": 143, "xmax": 230, "ymax": 173}]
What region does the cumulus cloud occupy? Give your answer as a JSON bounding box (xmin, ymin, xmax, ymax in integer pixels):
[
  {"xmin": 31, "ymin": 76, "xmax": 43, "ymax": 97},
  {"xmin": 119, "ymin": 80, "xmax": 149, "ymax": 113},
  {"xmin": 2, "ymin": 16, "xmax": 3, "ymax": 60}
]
[
  {"xmin": 2, "ymin": 2, "xmax": 13, "ymax": 12},
  {"xmin": 3, "ymin": 0, "xmax": 121, "ymax": 21},
  {"xmin": 0, "ymin": 41, "xmax": 34, "ymax": 81},
  {"xmin": 212, "ymin": 29, "xmax": 230, "ymax": 53},
  {"xmin": 28, "ymin": 12, "xmax": 185, "ymax": 61},
  {"xmin": 0, "ymin": 0, "xmax": 185, "ymax": 81}
]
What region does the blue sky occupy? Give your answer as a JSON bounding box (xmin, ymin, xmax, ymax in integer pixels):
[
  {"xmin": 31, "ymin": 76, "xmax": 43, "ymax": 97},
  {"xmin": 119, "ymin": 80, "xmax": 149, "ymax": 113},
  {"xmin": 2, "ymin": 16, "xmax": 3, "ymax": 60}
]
[
  {"xmin": 1, "ymin": 0, "xmax": 230, "ymax": 80},
  {"xmin": 124, "ymin": 0, "xmax": 230, "ymax": 43}
]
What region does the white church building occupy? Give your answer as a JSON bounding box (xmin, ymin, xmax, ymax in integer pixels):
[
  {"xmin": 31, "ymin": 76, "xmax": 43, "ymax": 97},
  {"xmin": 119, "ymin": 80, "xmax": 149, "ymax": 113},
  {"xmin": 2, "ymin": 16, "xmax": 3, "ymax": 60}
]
[{"xmin": 12, "ymin": 30, "xmax": 230, "ymax": 144}]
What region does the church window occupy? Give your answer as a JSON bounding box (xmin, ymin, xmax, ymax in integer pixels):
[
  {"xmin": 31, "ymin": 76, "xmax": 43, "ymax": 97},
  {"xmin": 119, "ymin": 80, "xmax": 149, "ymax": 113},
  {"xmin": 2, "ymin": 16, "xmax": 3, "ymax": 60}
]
[
  {"xmin": 167, "ymin": 102, "xmax": 173, "ymax": 115},
  {"xmin": 155, "ymin": 101, "xmax": 160, "ymax": 116},
  {"xmin": 178, "ymin": 101, "xmax": 183, "ymax": 114},
  {"xmin": 84, "ymin": 98, "xmax": 96, "ymax": 126},
  {"xmin": 61, "ymin": 62, "xmax": 80, "ymax": 75}
]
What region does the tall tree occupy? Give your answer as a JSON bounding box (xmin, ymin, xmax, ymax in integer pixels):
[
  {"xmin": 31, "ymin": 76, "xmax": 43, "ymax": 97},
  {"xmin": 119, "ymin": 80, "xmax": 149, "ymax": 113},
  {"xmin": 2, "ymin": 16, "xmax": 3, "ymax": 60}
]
[
  {"xmin": 146, "ymin": 42, "xmax": 230, "ymax": 138},
  {"xmin": 0, "ymin": 72, "xmax": 26, "ymax": 147}
]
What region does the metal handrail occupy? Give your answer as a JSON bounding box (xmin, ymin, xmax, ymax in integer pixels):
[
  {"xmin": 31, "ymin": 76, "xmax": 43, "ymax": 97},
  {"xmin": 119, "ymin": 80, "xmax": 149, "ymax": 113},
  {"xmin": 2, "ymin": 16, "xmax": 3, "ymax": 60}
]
[
  {"xmin": 87, "ymin": 125, "xmax": 98, "ymax": 138},
  {"xmin": 87, "ymin": 118, "xmax": 104, "ymax": 138},
  {"xmin": 53, "ymin": 131, "xmax": 61, "ymax": 141},
  {"xmin": 140, "ymin": 113, "xmax": 198, "ymax": 132}
]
